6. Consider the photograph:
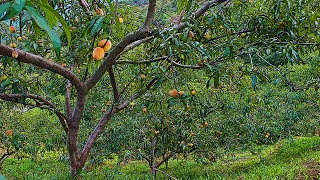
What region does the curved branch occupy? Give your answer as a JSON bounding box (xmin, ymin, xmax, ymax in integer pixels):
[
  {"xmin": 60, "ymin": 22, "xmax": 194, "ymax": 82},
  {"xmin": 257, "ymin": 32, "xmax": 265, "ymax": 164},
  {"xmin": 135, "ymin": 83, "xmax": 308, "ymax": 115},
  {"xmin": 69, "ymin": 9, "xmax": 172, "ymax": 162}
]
[
  {"xmin": 0, "ymin": 93, "xmax": 68, "ymax": 132},
  {"xmin": 0, "ymin": 44, "xmax": 84, "ymax": 91}
]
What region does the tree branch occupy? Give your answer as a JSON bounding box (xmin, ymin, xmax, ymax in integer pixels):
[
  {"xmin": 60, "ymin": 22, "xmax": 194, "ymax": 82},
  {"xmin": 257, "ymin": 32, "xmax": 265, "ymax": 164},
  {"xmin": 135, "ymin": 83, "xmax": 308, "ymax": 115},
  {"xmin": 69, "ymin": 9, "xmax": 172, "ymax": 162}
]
[
  {"xmin": 108, "ymin": 67, "xmax": 120, "ymax": 104},
  {"xmin": 117, "ymin": 36, "xmax": 154, "ymax": 58},
  {"xmin": 0, "ymin": 93, "xmax": 68, "ymax": 132},
  {"xmin": 78, "ymin": 0, "xmax": 90, "ymax": 13},
  {"xmin": 155, "ymin": 153, "xmax": 174, "ymax": 168},
  {"xmin": 116, "ymin": 56, "xmax": 167, "ymax": 65},
  {"xmin": 144, "ymin": 0, "xmax": 157, "ymax": 29},
  {"xmin": 0, "ymin": 44, "xmax": 84, "ymax": 91}
]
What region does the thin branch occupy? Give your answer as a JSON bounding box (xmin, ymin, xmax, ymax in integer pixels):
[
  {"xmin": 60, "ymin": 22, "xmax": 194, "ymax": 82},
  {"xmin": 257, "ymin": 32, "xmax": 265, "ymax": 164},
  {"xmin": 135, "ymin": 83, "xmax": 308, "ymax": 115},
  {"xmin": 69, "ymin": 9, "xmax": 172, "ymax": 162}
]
[
  {"xmin": 0, "ymin": 93, "xmax": 68, "ymax": 132},
  {"xmin": 108, "ymin": 67, "xmax": 120, "ymax": 104},
  {"xmin": 155, "ymin": 153, "xmax": 174, "ymax": 168},
  {"xmin": 170, "ymin": 60, "xmax": 203, "ymax": 69},
  {"xmin": 271, "ymin": 42, "xmax": 319, "ymax": 46},
  {"xmin": 78, "ymin": 0, "xmax": 90, "ymax": 13},
  {"xmin": 255, "ymin": 53, "xmax": 303, "ymax": 91},
  {"xmin": 116, "ymin": 56, "xmax": 167, "ymax": 65},
  {"xmin": 117, "ymin": 36, "xmax": 154, "ymax": 58},
  {"xmin": 144, "ymin": 0, "xmax": 157, "ymax": 29}
]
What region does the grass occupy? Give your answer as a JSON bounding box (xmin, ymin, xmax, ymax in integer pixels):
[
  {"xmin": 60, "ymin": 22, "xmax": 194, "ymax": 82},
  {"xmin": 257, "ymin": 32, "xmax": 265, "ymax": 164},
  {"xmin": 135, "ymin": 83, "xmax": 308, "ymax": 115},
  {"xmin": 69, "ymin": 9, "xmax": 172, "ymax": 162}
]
[{"xmin": 1, "ymin": 136, "xmax": 319, "ymax": 179}]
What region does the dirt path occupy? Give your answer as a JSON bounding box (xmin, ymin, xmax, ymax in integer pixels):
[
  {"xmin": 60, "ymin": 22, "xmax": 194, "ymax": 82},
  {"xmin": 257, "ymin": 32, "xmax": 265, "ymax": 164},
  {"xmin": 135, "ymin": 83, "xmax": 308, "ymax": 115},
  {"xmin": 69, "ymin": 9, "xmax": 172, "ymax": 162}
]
[{"xmin": 297, "ymin": 160, "xmax": 320, "ymax": 180}]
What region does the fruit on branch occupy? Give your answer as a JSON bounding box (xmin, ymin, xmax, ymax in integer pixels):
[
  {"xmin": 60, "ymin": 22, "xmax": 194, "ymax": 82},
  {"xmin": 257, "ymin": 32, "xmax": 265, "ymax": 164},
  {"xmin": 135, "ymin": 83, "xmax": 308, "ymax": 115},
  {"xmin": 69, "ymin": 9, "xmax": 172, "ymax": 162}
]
[
  {"xmin": 265, "ymin": 132, "xmax": 270, "ymax": 138},
  {"xmin": 169, "ymin": 89, "xmax": 178, "ymax": 97},
  {"xmin": 226, "ymin": 29, "xmax": 232, "ymax": 35},
  {"xmin": 12, "ymin": 50, "xmax": 18, "ymax": 58},
  {"xmin": 98, "ymin": 39, "xmax": 112, "ymax": 52},
  {"xmin": 17, "ymin": 36, "xmax": 23, "ymax": 41},
  {"xmin": 180, "ymin": 54, "xmax": 185, "ymax": 60},
  {"xmin": 219, "ymin": 25, "xmax": 224, "ymax": 29},
  {"xmin": 204, "ymin": 121, "xmax": 209, "ymax": 127},
  {"xmin": 1, "ymin": 75, "xmax": 8, "ymax": 81},
  {"xmin": 191, "ymin": 90, "xmax": 197, "ymax": 95},
  {"xmin": 96, "ymin": 8, "xmax": 104, "ymax": 16},
  {"xmin": 241, "ymin": 33, "xmax": 246, "ymax": 38},
  {"xmin": 204, "ymin": 32, "xmax": 211, "ymax": 39},
  {"xmin": 188, "ymin": 31, "xmax": 194, "ymax": 39},
  {"xmin": 9, "ymin": 42, "xmax": 17, "ymax": 48},
  {"xmin": 61, "ymin": 63, "xmax": 67, "ymax": 68},
  {"xmin": 140, "ymin": 74, "xmax": 146, "ymax": 79},
  {"xmin": 92, "ymin": 47, "xmax": 105, "ymax": 60},
  {"xmin": 9, "ymin": 26, "xmax": 16, "ymax": 33},
  {"xmin": 198, "ymin": 60, "xmax": 205, "ymax": 67},
  {"xmin": 143, "ymin": 107, "xmax": 147, "ymax": 113},
  {"xmin": 101, "ymin": 108, "xmax": 107, "ymax": 112},
  {"xmin": 187, "ymin": 143, "xmax": 193, "ymax": 147},
  {"xmin": 119, "ymin": 17, "xmax": 124, "ymax": 24},
  {"xmin": 178, "ymin": 91, "xmax": 185, "ymax": 96},
  {"xmin": 5, "ymin": 130, "xmax": 13, "ymax": 136}
]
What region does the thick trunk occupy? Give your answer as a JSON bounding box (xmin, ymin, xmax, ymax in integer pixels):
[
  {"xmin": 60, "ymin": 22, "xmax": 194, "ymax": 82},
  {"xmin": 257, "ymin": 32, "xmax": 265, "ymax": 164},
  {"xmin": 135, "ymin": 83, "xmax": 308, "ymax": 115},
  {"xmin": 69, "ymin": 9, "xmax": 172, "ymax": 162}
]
[{"xmin": 67, "ymin": 125, "xmax": 82, "ymax": 178}]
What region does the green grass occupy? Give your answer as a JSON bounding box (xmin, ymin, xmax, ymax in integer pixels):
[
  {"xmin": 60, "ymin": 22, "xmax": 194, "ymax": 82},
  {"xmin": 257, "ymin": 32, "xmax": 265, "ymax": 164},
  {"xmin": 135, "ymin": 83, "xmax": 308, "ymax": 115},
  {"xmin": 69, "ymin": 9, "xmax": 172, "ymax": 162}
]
[{"xmin": 1, "ymin": 136, "xmax": 319, "ymax": 179}]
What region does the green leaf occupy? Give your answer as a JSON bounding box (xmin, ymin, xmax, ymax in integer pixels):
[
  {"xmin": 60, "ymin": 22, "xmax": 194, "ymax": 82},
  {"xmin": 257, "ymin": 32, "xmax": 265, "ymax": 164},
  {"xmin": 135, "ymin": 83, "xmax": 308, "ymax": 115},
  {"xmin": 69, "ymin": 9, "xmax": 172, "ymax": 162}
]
[
  {"xmin": 206, "ymin": 79, "xmax": 211, "ymax": 89},
  {"xmin": 177, "ymin": 0, "xmax": 187, "ymax": 13},
  {"xmin": 252, "ymin": 74, "xmax": 257, "ymax": 91},
  {"xmin": 213, "ymin": 73, "xmax": 219, "ymax": 88},
  {"xmin": 1, "ymin": 0, "xmax": 25, "ymax": 21},
  {"xmin": 35, "ymin": 0, "xmax": 71, "ymax": 48},
  {"xmin": 0, "ymin": 2, "xmax": 12, "ymax": 19},
  {"xmin": 186, "ymin": 0, "xmax": 192, "ymax": 12},
  {"xmin": 25, "ymin": 5, "xmax": 61, "ymax": 58},
  {"xmin": 91, "ymin": 16, "xmax": 104, "ymax": 36}
]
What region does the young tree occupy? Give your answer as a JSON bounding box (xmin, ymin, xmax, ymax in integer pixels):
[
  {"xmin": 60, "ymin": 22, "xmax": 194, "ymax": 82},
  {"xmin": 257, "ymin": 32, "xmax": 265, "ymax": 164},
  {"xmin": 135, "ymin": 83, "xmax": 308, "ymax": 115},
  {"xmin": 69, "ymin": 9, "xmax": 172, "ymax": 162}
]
[{"xmin": 0, "ymin": 0, "xmax": 318, "ymax": 177}]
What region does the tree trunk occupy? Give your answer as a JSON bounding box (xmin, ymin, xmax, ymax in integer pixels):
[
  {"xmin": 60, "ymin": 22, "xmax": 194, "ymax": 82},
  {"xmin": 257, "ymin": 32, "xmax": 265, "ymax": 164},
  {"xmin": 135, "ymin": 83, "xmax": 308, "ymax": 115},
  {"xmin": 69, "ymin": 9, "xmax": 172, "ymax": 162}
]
[{"xmin": 67, "ymin": 125, "xmax": 82, "ymax": 179}]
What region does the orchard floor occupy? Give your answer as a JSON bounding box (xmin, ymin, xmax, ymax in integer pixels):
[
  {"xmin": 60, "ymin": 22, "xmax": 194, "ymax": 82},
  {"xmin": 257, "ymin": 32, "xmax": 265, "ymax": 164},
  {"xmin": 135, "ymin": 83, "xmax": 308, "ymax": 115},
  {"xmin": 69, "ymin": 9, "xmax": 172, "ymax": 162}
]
[{"xmin": 1, "ymin": 136, "xmax": 319, "ymax": 180}]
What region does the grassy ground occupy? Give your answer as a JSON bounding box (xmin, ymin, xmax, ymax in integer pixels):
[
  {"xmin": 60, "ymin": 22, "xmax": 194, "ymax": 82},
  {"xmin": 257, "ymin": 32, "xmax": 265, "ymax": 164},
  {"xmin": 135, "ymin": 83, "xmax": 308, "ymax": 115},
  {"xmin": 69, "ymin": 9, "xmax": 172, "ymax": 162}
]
[{"xmin": 0, "ymin": 136, "xmax": 319, "ymax": 180}]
